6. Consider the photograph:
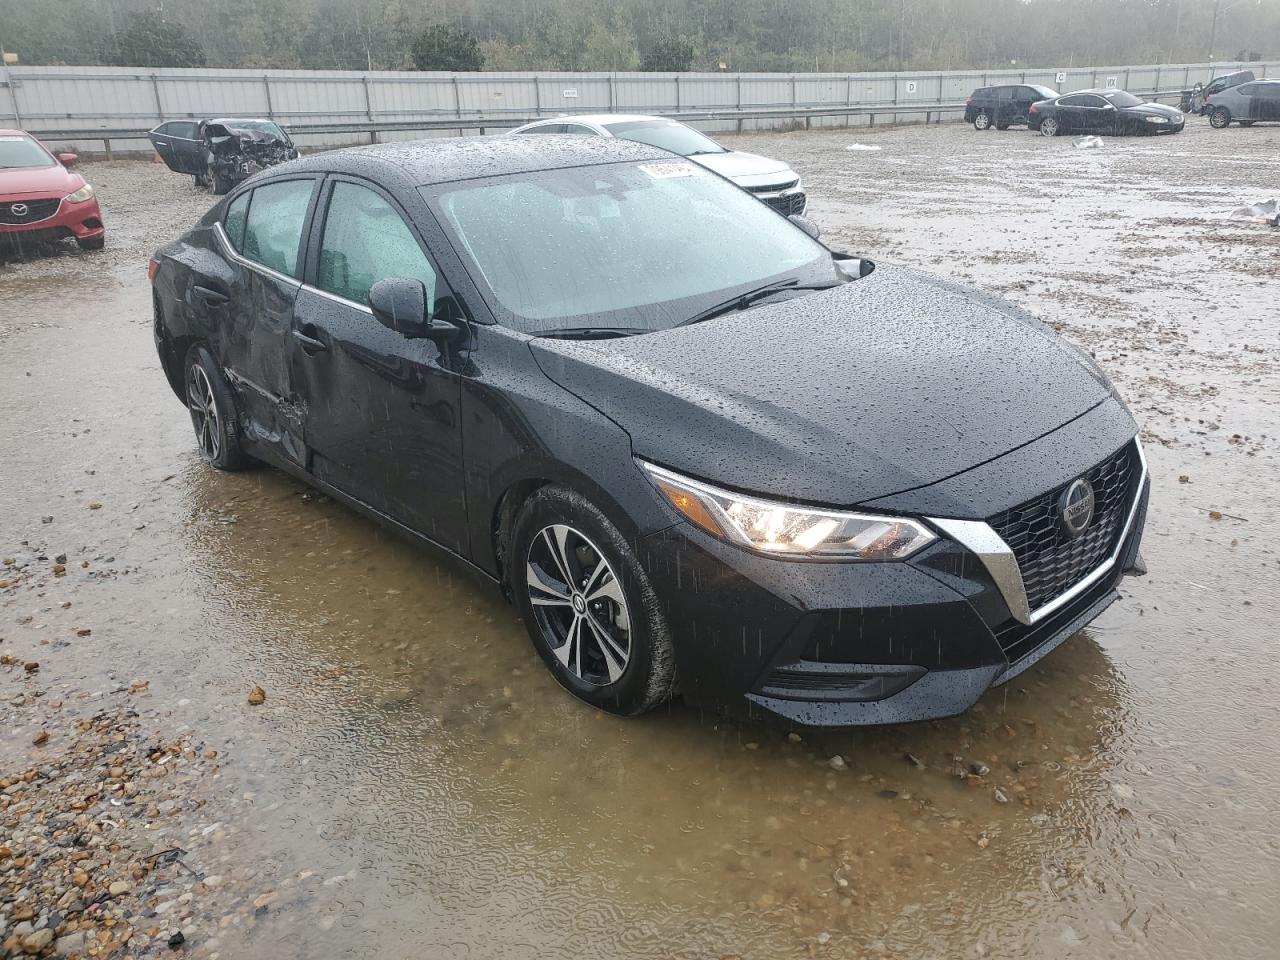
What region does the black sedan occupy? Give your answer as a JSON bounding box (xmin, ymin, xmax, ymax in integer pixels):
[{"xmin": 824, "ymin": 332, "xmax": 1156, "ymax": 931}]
[
  {"xmin": 149, "ymin": 136, "xmax": 1149, "ymax": 727},
  {"xmin": 1029, "ymin": 89, "xmax": 1186, "ymax": 136}
]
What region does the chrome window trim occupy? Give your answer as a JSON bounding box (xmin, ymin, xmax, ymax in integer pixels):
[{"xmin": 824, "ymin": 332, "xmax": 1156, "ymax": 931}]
[
  {"xmin": 214, "ymin": 221, "xmax": 302, "ymax": 288},
  {"xmin": 301, "ymin": 283, "xmax": 373, "ymax": 315},
  {"xmin": 928, "ymin": 438, "xmax": 1147, "ymax": 627}
]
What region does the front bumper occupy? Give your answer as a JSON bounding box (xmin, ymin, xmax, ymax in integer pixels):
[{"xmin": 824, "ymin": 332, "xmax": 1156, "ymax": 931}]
[
  {"xmin": 0, "ymin": 195, "xmax": 105, "ymax": 246},
  {"xmin": 639, "ymin": 444, "xmax": 1149, "ymax": 727}
]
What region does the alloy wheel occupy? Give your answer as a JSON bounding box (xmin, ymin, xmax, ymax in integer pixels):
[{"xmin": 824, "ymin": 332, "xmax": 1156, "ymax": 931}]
[
  {"xmin": 526, "ymin": 523, "xmax": 632, "ymax": 686},
  {"xmin": 974, "ymin": 113, "xmax": 991, "ymax": 130},
  {"xmin": 1040, "ymin": 117, "xmax": 1059, "ymax": 137},
  {"xmin": 1210, "ymin": 108, "xmax": 1231, "ymax": 129},
  {"xmin": 187, "ymin": 364, "xmax": 222, "ymax": 461}
]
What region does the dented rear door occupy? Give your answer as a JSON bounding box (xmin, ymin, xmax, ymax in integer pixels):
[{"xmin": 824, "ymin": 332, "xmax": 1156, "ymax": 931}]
[{"xmin": 212, "ymin": 177, "xmax": 320, "ymax": 467}]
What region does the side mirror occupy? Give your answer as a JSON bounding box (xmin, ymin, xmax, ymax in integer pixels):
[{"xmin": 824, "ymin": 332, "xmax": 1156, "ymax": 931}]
[
  {"xmin": 788, "ymin": 214, "xmax": 820, "ymax": 240},
  {"xmin": 58, "ymin": 152, "xmax": 79, "ymax": 167},
  {"xmin": 367, "ymin": 277, "xmax": 464, "ymax": 343}
]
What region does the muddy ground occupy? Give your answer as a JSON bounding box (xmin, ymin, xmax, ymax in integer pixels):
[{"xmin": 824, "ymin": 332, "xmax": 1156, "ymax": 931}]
[{"xmin": 2, "ymin": 120, "xmax": 1278, "ymax": 959}]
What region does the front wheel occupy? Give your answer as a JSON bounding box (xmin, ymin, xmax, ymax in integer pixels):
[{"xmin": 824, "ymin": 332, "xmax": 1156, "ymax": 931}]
[
  {"xmin": 973, "ymin": 111, "xmax": 992, "ymax": 131},
  {"xmin": 510, "ymin": 486, "xmax": 675, "ymax": 717},
  {"xmin": 1209, "ymin": 107, "xmax": 1232, "ymax": 129},
  {"xmin": 1039, "ymin": 116, "xmax": 1061, "ymax": 137},
  {"xmin": 184, "ymin": 343, "xmax": 251, "ymax": 470}
]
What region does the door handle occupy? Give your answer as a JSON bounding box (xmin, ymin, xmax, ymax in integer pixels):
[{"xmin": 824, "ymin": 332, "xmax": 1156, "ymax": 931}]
[
  {"xmin": 191, "ymin": 284, "xmax": 230, "ymax": 307},
  {"xmin": 292, "ymin": 327, "xmax": 329, "ymax": 354},
  {"xmin": 154, "ymin": 140, "xmax": 168, "ymax": 146}
]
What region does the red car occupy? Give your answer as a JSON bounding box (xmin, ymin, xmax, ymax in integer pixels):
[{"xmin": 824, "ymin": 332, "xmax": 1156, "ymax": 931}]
[{"xmin": 0, "ymin": 129, "xmax": 105, "ymax": 252}]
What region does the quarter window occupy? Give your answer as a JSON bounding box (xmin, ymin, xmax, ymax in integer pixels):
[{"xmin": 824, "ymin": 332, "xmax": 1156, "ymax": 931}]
[
  {"xmin": 317, "ymin": 182, "xmax": 437, "ymax": 308},
  {"xmin": 223, "ymin": 192, "xmax": 249, "ymax": 251},
  {"xmin": 242, "ymin": 179, "xmax": 313, "ymax": 277}
]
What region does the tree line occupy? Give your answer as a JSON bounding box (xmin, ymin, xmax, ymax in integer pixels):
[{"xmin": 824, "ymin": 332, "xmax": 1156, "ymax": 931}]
[{"xmin": 1, "ymin": 0, "xmax": 1274, "ymax": 73}]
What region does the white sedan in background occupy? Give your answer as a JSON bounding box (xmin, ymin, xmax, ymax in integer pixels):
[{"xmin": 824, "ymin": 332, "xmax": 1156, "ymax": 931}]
[{"xmin": 510, "ymin": 114, "xmax": 807, "ymax": 216}]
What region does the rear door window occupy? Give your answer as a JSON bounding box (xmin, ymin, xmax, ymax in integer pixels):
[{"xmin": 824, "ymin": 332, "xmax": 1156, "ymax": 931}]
[
  {"xmin": 223, "ymin": 193, "xmax": 249, "ymax": 250},
  {"xmin": 317, "ymin": 181, "xmax": 437, "ymax": 307},
  {"xmin": 518, "ymin": 124, "xmax": 566, "ymax": 134},
  {"xmin": 242, "ymin": 179, "xmax": 314, "ymax": 277},
  {"xmin": 996, "ymin": 87, "xmax": 1015, "ymax": 100}
]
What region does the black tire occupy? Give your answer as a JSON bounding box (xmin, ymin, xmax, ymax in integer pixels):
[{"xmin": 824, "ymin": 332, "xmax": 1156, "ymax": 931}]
[
  {"xmin": 509, "ymin": 485, "xmax": 675, "ymax": 717},
  {"xmin": 1209, "ymin": 107, "xmax": 1232, "ymax": 129},
  {"xmin": 1039, "ymin": 115, "xmax": 1061, "ymax": 137},
  {"xmin": 183, "ymin": 343, "xmax": 252, "ymax": 471},
  {"xmin": 973, "ymin": 111, "xmax": 992, "ymax": 131},
  {"xmin": 76, "ymin": 235, "xmax": 105, "ymax": 251}
]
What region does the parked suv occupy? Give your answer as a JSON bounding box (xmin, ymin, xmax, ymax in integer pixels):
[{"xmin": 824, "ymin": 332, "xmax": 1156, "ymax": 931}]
[
  {"xmin": 965, "ymin": 84, "xmax": 1059, "ymax": 130},
  {"xmin": 1180, "ymin": 70, "xmax": 1254, "ymax": 114},
  {"xmin": 1206, "ymin": 79, "xmax": 1280, "ymax": 128}
]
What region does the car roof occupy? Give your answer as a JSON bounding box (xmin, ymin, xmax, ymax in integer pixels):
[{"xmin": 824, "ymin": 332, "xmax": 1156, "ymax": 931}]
[
  {"xmin": 525, "ymin": 113, "xmax": 669, "ymax": 126},
  {"xmin": 0, "ymin": 128, "xmax": 34, "ymax": 137},
  {"xmin": 281, "ymin": 134, "xmax": 672, "ymax": 187}
]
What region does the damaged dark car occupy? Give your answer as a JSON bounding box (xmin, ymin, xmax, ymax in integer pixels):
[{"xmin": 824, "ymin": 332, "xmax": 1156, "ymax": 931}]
[
  {"xmin": 148, "ymin": 118, "xmax": 299, "ymax": 195},
  {"xmin": 149, "ymin": 136, "xmax": 1149, "ymax": 727}
]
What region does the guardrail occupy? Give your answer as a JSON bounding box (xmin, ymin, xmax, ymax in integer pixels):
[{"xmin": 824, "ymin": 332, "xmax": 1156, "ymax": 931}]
[
  {"xmin": 29, "ymin": 86, "xmax": 1192, "ymax": 159},
  {"xmin": 30, "ymin": 102, "xmax": 973, "ymax": 158}
]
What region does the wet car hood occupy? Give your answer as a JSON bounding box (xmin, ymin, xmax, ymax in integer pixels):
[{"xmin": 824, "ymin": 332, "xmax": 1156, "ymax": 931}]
[
  {"xmin": 690, "ymin": 150, "xmax": 794, "ymax": 182},
  {"xmin": 530, "ymin": 264, "xmax": 1115, "ymax": 507},
  {"xmin": 1123, "ymin": 102, "xmax": 1183, "ymax": 119},
  {"xmin": 0, "ymin": 163, "xmax": 81, "ymax": 198}
]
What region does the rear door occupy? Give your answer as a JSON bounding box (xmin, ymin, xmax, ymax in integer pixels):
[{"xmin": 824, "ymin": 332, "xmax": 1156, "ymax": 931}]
[
  {"xmin": 994, "ymin": 87, "xmax": 1016, "ymax": 126},
  {"xmin": 289, "ymin": 177, "xmax": 468, "ymax": 551},
  {"xmin": 208, "ymin": 177, "xmax": 320, "ymax": 467}
]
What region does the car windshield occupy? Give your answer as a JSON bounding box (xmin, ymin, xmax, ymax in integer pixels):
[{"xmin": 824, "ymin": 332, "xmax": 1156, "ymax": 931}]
[
  {"xmin": 601, "ymin": 119, "xmax": 726, "ymax": 156},
  {"xmin": 1102, "ymin": 91, "xmax": 1144, "ymax": 107},
  {"xmin": 431, "ymin": 160, "xmax": 836, "ymax": 335},
  {"xmin": 0, "ymin": 135, "xmax": 55, "ymax": 170}
]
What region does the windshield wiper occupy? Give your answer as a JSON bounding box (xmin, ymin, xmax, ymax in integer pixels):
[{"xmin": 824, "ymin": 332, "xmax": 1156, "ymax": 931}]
[
  {"xmin": 677, "ymin": 279, "xmax": 843, "ymax": 328},
  {"xmin": 532, "ymin": 326, "xmax": 651, "ymax": 340}
]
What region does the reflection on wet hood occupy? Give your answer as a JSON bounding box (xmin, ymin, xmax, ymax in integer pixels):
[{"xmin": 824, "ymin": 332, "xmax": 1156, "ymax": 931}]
[{"xmin": 532, "ymin": 264, "xmax": 1114, "ymax": 506}]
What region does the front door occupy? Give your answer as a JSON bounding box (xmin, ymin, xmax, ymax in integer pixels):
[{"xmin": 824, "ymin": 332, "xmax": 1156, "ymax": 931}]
[
  {"xmin": 289, "ymin": 178, "xmax": 468, "ymax": 553},
  {"xmin": 151, "ymin": 121, "xmax": 205, "ymax": 175}
]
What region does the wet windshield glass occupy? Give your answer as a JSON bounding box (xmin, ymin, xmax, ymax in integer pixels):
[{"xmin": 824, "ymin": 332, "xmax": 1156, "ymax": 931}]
[
  {"xmin": 602, "ymin": 119, "xmax": 725, "ymax": 156},
  {"xmin": 0, "ymin": 135, "xmax": 55, "ymax": 169},
  {"xmin": 1102, "ymin": 91, "xmax": 1144, "ymax": 107},
  {"xmin": 432, "ymin": 160, "xmax": 835, "ymax": 335}
]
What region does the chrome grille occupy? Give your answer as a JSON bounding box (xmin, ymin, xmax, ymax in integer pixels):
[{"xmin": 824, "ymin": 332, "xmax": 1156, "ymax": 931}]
[
  {"xmin": 0, "ymin": 198, "xmax": 61, "ymax": 224},
  {"xmin": 988, "ymin": 441, "xmax": 1139, "ymax": 613},
  {"xmin": 763, "ymin": 192, "xmax": 806, "ymax": 216}
]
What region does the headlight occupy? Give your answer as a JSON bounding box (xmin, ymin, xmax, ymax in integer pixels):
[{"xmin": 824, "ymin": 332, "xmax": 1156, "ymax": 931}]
[
  {"xmin": 64, "ymin": 184, "xmax": 95, "ymax": 203},
  {"xmin": 641, "ymin": 462, "xmax": 935, "ymax": 560},
  {"xmin": 1145, "ymin": 116, "xmax": 1169, "ymax": 124}
]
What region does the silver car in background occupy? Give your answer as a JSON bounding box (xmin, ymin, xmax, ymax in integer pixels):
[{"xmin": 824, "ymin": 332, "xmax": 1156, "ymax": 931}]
[{"xmin": 510, "ymin": 114, "xmax": 807, "ymax": 216}]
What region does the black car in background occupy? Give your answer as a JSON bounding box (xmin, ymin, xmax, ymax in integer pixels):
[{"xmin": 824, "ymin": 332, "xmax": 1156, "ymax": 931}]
[
  {"xmin": 965, "ymin": 84, "xmax": 1059, "ymax": 130},
  {"xmin": 1029, "ymin": 89, "xmax": 1185, "ymax": 136},
  {"xmin": 149, "ymin": 118, "xmax": 299, "ymax": 194},
  {"xmin": 149, "ymin": 136, "xmax": 1148, "ymax": 727}
]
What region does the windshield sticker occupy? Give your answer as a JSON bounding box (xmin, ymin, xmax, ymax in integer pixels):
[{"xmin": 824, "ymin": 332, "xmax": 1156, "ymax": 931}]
[{"xmin": 638, "ymin": 161, "xmax": 706, "ymax": 180}]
